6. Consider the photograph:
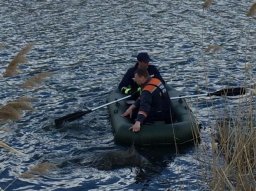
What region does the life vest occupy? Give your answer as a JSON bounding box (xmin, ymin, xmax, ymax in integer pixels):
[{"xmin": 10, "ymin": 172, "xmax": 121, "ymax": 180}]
[
  {"xmin": 143, "ymin": 78, "xmax": 167, "ymax": 95},
  {"xmin": 142, "ymin": 78, "xmax": 172, "ymax": 123}
]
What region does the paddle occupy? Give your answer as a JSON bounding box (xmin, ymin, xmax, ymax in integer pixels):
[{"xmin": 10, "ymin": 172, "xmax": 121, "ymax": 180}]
[
  {"xmin": 54, "ymin": 94, "xmax": 132, "ymax": 128},
  {"xmin": 54, "ymin": 87, "xmax": 246, "ymax": 128},
  {"xmin": 171, "ymin": 87, "xmax": 246, "ymax": 100}
]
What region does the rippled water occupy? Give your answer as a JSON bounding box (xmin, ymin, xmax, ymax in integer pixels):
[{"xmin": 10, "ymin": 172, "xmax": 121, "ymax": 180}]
[{"xmin": 0, "ymin": 0, "xmax": 255, "ymax": 190}]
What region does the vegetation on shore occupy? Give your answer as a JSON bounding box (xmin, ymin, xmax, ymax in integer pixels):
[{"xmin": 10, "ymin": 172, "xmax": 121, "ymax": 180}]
[
  {"xmin": 200, "ymin": 1, "xmax": 256, "ymax": 190},
  {"xmin": 0, "ymin": 43, "xmax": 53, "ymax": 190},
  {"xmin": 205, "ymin": 105, "xmax": 256, "ymax": 190}
]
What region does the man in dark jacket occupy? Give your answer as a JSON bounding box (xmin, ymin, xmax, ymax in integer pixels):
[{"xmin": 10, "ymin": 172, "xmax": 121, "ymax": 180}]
[
  {"xmin": 118, "ymin": 52, "xmax": 165, "ymax": 95},
  {"xmin": 122, "ymin": 68, "xmax": 173, "ymax": 132}
]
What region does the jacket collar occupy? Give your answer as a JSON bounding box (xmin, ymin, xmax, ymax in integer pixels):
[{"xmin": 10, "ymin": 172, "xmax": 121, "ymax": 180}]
[{"xmin": 141, "ymin": 77, "xmax": 152, "ymax": 88}]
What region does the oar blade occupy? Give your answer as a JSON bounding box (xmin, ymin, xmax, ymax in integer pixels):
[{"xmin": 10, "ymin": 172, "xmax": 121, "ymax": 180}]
[
  {"xmin": 208, "ymin": 87, "xmax": 246, "ymax": 96},
  {"xmin": 53, "ymin": 93, "xmax": 133, "ymax": 128},
  {"xmin": 54, "ymin": 110, "xmax": 91, "ymax": 128}
]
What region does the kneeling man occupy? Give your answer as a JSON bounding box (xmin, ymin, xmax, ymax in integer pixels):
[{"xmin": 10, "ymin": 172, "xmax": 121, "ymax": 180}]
[{"xmin": 122, "ymin": 68, "xmax": 175, "ymax": 132}]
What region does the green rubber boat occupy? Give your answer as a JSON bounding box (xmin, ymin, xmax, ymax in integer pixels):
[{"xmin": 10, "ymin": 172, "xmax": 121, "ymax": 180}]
[{"xmin": 107, "ymin": 85, "xmax": 200, "ymax": 146}]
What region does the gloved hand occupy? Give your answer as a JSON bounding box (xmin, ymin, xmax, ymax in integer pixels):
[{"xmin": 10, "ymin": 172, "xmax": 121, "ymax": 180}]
[
  {"xmin": 121, "ymin": 86, "xmax": 132, "ymax": 94},
  {"xmin": 131, "ymin": 87, "xmax": 142, "ymax": 99},
  {"xmin": 137, "ymin": 87, "xmax": 142, "ymax": 94}
]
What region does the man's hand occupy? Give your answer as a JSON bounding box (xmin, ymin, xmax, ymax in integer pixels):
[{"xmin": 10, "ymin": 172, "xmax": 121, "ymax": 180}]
[
  {"xmin": 122, "ymin": 108, "xmax": 132, "ymax": 118},
  {"xmin": 122, "ymin": 104, "xmax": 135, "ymax": 118},
  {"xmin": 129, "ymin": 121, "xmax": 141, "ymax": 132}
]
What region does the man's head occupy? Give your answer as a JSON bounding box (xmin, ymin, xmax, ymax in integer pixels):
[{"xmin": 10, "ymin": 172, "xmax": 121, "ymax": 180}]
[
  {"xmin": 137, "ymin": 52, "xmax": 151, "ymax": 69},
  {"xmin": 134, "ymin": 68, "xmax": 149, "ymax": 85}
]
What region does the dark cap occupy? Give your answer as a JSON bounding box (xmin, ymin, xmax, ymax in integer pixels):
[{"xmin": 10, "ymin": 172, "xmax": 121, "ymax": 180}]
[{"xmin": 137, "ymin": 52, "xmax": 152, "ymax": 63}]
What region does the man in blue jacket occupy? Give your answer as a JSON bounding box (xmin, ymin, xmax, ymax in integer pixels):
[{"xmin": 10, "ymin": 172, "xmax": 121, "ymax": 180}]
[{"xmin": 118, "ymin": 52, "xmax": 165, "ymax": 95}]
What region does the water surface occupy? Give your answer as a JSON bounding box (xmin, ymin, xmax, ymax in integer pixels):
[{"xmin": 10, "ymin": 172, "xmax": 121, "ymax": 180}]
[{"xmin": 0, "ymin": 0, "xmax": 255, "ymax": 190}]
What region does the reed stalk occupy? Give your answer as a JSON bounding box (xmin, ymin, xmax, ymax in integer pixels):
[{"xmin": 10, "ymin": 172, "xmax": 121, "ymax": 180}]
[
  {"xmin": 247, "ymin": 3, "xmax": 256, "ymax": 17},
  {"xmin": 21, "ymin": 72, "xmax": 51, "ymax": 89},
  {"xmin": 0, "ymin": 43, "xmax": 53, "ymax": 191},
  {"xmin": 3, "ymin": 43, "xmax": 33, "ymax": 77},
  {"xmin": 209, "ymin": 107, "xmax": 256, "ymax": 190},
  {"xmin": 0, "ymin": 105, "xmax": 22, "ymax": 121},
  {"xmin": 0, "ymin": 98, "xmax": 34, "ymax": 122},
  {"xmin": 0, "ymin": 140, "xmax": 24, "ymax": 155},
  {"xmin": 205, "ymin": 44, "xmax": 222, "ymax": 54},
  {"xmin": 20, "ymin": 162, "xmax": 58, "ymax": 179},
  {"xmin": 203, "ymin": 0, "xmax": 213, "ymax": 10}
]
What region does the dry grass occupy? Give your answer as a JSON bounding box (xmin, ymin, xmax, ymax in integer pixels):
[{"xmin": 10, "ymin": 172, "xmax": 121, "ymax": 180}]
[
  {"xmin": 203, "ymin": 0, "xmax": 213, "ymax": 10},
  {"xmin": 0, "ymin": 141, "xmax": 24, "ymax": 155},
  {"xmin": 20, "ymin": 162, "xmax": 58, "ymax": 179},
  {"xmin": 0, "ymin": 43, "xmax": 53, "ymax": 191},
  {"xmin": 199, "ymin": 1, "xmax": 256, "ymax": 189},
  {"xmin": 210, "ymin": 117, "xmax": 256, "ymax": 190},
  {"xmin": 21, "ymin": 72, "xmax": 51, "ymax": 89},
  {"xmin": 0, "ymin": 44, "xmax": 43, "ymax": 157},
  {"xmin": 3, "ymin": 43, "xmax": 33, "ymax": 77},
  {"xmin": 247, "ymin": 3, "xmax": 256, "ymax": 17},
  {"xmin": 6, "ymin": 101, "xmax": 33, "ymax": 111},
  {"xmin": 0, "ymin": 45, "xmax": 36, "ymax": 158},
  {"xmin": 0, "ymin": 98, "xmax": 34, "ymax": 122},
  {"xmin": 0, "ymin": 105, "xmax": 22, "ymax": 121},
  {"xmin": 205, "ymin": 45, "xmax": 222, "ymax": 54}
]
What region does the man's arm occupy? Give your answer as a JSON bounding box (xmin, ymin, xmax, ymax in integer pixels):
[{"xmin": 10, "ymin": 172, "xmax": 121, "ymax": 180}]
[
  {"xmin": 118, "ymin": 68, "xmax": 134, "ymax": 91},
  {"xmin": 135, "ymin": 91, "xmax": 152, "ymax": 124},
  {"xmin": 129, "ymin": 91, "xmax": 152, "ymax": 132}
]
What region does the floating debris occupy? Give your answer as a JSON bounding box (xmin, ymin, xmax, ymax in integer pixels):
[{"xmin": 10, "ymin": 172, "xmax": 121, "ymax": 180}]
[{"xmin": 92, "ymin": 145, "xmax": 150, "ymax": 170}]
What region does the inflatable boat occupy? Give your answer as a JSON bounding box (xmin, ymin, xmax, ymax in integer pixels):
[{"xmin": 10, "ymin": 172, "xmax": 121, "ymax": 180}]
[{"xmin": 107, "ymin": 85, "xmax": 200, "ymax": 146}]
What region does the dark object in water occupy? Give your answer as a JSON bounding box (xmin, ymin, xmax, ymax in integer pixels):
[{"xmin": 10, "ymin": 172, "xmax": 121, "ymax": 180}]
[
  {"xmin": 92, "ymin": 145, "xmax": 150, "ymax": 170},
  {"xmin": 56, "ymin": 146, "xmax": 151, "ymax": 171}
]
